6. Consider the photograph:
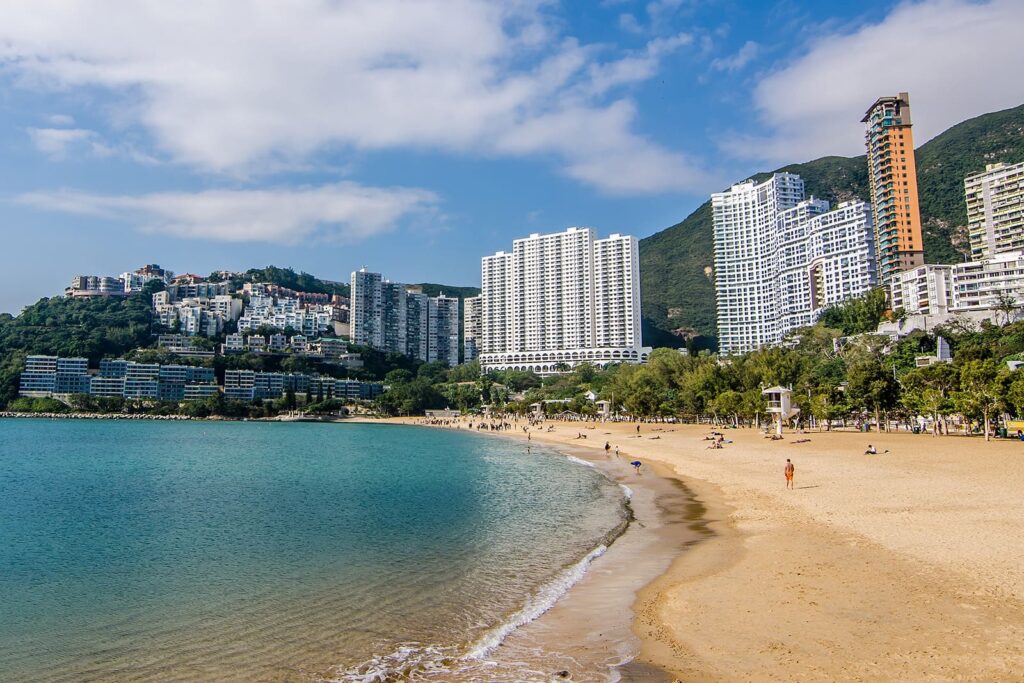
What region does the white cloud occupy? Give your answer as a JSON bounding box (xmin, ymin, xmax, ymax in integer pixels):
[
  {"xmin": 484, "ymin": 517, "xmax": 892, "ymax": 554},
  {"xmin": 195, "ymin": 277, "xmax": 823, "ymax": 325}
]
[
  {"xmin": 46, "ymin": 114, "xmax": 75, "ymax": 126},
  {"xmin": 26, "ymin": 127, "xmax": 95, "ymax": 159},
  {"xmin": 0, "ymin": 0, "xmax": 703, "ymax": 194},
  {"xmin": 724, "ymin": 0, "xmax": 1024, "ymax": 165},
  {"xmin": 585, "ymin": 33, "xmax": 692, "ymax": 95},
  {"xmin": 16, "ymin": 183, "xmax": 438, "ymax": 244},
  {"xmin": 710, "ymin": 41, "xmax": 759, "ymax": 72},
  {"xmin": 618, "ymin": 13, "xmax": 644, "ymax": 34}
]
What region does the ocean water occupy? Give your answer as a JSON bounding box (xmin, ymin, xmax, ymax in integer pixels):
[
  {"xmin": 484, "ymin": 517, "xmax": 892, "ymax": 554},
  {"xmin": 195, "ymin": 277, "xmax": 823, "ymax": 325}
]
[{"xmin": 0, "ymin": 419, "xmax": 628, "ymax": 682}]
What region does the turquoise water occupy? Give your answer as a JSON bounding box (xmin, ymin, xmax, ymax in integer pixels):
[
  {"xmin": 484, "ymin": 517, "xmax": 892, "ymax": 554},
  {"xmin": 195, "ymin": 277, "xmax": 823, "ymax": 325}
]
[{"xmin": 0, "ymin": 419, "xmax": 626, "ymax": 681}]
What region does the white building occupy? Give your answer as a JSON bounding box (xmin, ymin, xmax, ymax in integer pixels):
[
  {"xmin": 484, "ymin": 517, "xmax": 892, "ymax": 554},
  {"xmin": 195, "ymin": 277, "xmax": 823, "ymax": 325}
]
[
  {"xmin": 66, "ymin": 275, "xmax": 127, "ymax": 298},
  {"xmin": 478, "ymin": 227, "xmax": 649, "ymax": 374},
  {"xmin": 890, "ymin": 265, "xmax": 954, "ymax": 316},
  {"xmin": 952, "ymin": 250, "xmax": 1024, "ymax": 312},
  {"xmin": 713, "ymin": 174, "xmax": 877, "ymax": 354},
  {"xmin": 965, "ymin": 161, "xmax": 1024, "ymax": 260},
  {"xmin": 350, "ymin": 268, "xmax": 383, "ymax": 348},
  {"xmin": 463, "ymin": 295, "xmax": 481, "ymax": 362}
]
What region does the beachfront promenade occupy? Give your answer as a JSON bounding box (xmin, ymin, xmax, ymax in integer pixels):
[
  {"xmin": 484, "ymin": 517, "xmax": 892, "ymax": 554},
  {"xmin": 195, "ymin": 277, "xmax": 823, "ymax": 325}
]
[{"xmin": 394, "ymin": 417, "xmax": 1024, "ymax": 681}]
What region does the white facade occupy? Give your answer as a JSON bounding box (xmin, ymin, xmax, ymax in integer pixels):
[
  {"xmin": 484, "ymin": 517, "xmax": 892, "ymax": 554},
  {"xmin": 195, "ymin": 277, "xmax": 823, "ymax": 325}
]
[
  {"xmin": 890, "ymin": 265, "xmax": 954, "ymax": 316},
  {"xmin": 713, "ymin": 174, "xmax": 877, "ymax": 354},
  {"xmin": 952, "ymin": 250, "xmax": 1024, "ymax": 312},
  {"xmin": 350, "ymin": 268, "xmax": 383, "ymax": 348},
  {"xmin": 479, "ymin": 227, "xmax": 649, "ymax": 374},
  {"xmin": 965, "ymin": 161, "xmax": 1024, "ymax": 260},
  {"xmin": 463, "ymin": 295, "xmax": 481, "ymax": 362}
]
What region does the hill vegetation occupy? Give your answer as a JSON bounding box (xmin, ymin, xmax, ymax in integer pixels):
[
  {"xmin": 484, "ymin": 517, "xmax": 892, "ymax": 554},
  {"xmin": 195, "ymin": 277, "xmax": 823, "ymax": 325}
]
[{"xmin": 639, "ymin": 103, "xmax": 1024, "ymax": 348}]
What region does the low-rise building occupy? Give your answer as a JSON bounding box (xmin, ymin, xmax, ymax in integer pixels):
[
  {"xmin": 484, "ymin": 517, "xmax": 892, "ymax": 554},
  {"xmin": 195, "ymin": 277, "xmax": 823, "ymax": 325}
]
[
  {"xmin": 66, "ymin": 275, "xmax": 127, "ymax": 298},
  {"xmin": 952, "ymin": 250, "xmax": 1024, "ymax": 312},
  {"xmin": 890, "ymin": 265, "xmax": 954, "ymax": 316}
]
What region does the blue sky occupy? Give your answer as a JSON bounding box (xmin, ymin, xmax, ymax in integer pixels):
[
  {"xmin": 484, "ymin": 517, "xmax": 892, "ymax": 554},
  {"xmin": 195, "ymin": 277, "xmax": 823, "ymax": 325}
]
[{"xmin": 1, "ymin": 0, "xmax": 1023, "ymax": 313}]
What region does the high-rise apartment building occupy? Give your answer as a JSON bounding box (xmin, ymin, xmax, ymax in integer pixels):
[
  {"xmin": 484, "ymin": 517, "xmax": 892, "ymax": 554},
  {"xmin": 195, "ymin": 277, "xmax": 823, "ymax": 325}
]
[
  {"xmin": 965, "ymin": 161, "xmax": 1024, "ymax": 260},
  {"xmin": 463, "ymin": 295, "xmax": 481, "ymax": 362},
  {"xmin": 349, "ymin": 269, "xmax": 463, "ymax": 366},
  {"xmin": 428, "ymin": 295, "xmax": 460, "ymax": 367},
  {"xmin": 405, "ymin": 291, "xmax": 429, "ymax": 361},
  {"xmin": 479, "ymin": 227, "xmax": 649, "ymax": 374},
  {"xmin": 862, "ymin": 91, "xmax": 924, "ymax": 284},
  {"xmin": 713, "ymin": 173, "xmax": 877, "ymax": 354},
  {"xmin": 350, "ymin": 268, "xmax": 383, "ymax": 348}
]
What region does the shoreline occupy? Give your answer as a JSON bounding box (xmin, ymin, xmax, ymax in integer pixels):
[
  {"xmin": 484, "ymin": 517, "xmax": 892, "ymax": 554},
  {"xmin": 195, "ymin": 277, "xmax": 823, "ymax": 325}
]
[
  {"xmin": 352, "ymin": 417, "xmax": 700, "ymax": 681},
  {"xmin": 379, "ymin": 417, "xmax": 1024, "ymax": 680}
]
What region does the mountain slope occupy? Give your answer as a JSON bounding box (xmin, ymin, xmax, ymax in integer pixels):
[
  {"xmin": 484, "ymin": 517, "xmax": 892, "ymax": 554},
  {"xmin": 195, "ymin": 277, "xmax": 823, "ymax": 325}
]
[{"xmin": 640, "ymin": 103, "xmax": 1024, "ymax": 348}]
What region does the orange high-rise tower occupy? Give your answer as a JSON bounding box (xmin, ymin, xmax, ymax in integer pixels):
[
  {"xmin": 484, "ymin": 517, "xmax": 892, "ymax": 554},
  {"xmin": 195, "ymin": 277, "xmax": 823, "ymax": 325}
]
[{"xmin": 862, "ymin": 92, "xmax": 924, "ymax": 286}]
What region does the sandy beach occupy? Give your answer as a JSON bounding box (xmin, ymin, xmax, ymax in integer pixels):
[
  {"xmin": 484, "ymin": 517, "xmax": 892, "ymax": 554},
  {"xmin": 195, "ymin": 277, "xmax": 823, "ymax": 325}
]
[{"xmin": 387, "ymin": 417, "xmax": 1024, "ymax": 681}]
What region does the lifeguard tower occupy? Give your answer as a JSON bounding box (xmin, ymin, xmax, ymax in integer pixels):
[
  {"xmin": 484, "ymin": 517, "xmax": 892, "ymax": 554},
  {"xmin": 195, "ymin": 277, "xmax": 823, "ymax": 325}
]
[{"xmin": 762, "ymin": 385, "xmax": 800, "ymax": 436}]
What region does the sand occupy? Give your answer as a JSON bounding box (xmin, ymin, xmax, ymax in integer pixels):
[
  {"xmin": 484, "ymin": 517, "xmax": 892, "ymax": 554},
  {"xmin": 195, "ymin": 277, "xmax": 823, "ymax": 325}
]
[{"xmin": 390, "ymin": 418, "xmax": 1024, "ymax": 681}]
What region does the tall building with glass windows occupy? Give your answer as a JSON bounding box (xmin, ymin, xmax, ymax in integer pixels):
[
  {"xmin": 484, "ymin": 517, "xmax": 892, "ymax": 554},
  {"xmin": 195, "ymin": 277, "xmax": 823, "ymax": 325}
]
[
  {"xmin": 478, "ymin": 227, "xmax": 649, "ymax": 374},
  {"xmin": 862, "ymin": 92, "xmax": 924, "ymax": 285},
  {"xmin": 713, "ymin": 173, "xmax": 877, "ymax": 354}
]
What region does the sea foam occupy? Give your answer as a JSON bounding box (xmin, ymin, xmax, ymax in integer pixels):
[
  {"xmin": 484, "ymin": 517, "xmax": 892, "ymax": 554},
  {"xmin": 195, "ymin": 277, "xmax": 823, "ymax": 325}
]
[
  {"xmin": 334, "ymin": 543, "xmax": 610, "ymax": 682},
  {"xmin": 464, "ymin": 542, "xmax": 608, "ymax": 659}
]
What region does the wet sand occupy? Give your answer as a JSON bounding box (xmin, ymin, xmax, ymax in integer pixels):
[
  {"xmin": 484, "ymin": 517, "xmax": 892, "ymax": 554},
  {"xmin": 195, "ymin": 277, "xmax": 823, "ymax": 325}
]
[
  {"xmin": 393, "ymin": 419, "xmax": 1024, "ymax": 681},
  {"xmin": 489, "ymin": 442, "xmax": 704, "ymax": 682}
]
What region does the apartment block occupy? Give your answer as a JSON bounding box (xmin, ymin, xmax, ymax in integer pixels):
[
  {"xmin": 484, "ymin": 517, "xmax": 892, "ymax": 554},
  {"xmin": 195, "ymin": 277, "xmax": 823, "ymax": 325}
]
[
  {"xmin": 951, "ymin": 250, "xmax": 1024, "ymax": 311},
  {"xmin": 965, "ymin": 161, "xmax": 1024, "ymax": 260},
  {"xmin": 479, "ymin": 228, "xmax": 650, "ymax": 374},
  {"xmin": 18, "ymin": 357, "xmax": 217, "ymax": 401},
  {"xmin": 862, "ymin": 92, "xmax": 924, "ymax": 284},
  {"xmin": 428, "ymin": 294, "xmax": 460, "ymax": 367},
  {"xmin": 890, "ymin": 265, "xmax": 954, "ymax": 316},
  {"xmin": 713, "ymin": 174, "xmax": 877, "ymax": 354},
  {"xmin": 463, "ymin": 295, "xmax": 481, "ymax": 362},
  {"xmin": 350, "ymin": 269, "xmax": 465, "ymax": 366},
  {"xmin": 66, "ymin": 275, "xmax": 127, "ymax": 298}
]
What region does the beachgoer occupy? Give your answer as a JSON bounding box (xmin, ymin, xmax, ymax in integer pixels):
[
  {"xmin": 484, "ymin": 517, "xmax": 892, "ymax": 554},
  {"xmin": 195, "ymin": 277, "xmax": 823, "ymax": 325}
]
[
  {"xmin": 636, "ymin": 425, "xmax": 641, "ymax": 434},
  {"xmin": 605, "ymin": 441, "xmax": 611, "ymax": 454},
  {"xmin": 784, "ymin": 458, "xmax": 794, "ymax": 489},
  {"xmin": 865, "ymin": 444, "xmax": 877, "ymax": 454},
  {"xmin": 631, "ymin": 460, "xmax": 642, "ymax": 474},
  {"xmin": 614, "ymin": 446, "xmax": 620, "ymax": 456}
]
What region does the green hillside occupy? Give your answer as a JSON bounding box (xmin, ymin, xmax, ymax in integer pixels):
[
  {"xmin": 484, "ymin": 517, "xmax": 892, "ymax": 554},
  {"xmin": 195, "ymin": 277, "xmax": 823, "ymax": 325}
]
[{"xmin": 640, "ymin": 103, "xmax": 1024, "ymax": 349}]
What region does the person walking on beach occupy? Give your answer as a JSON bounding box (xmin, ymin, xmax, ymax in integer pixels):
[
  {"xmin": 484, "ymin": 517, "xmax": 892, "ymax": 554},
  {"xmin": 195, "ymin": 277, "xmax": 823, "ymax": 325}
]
[
  {"xmin": 605, "ymin": 441, "xmax": 611, "ymax": 454},
  {"xmin": 631, "ymin": 460, "xmax": 642, "ymax": 474},
  {"xmin": 784, "ymin": 458, "xmax": 795, "ymax": 489}
]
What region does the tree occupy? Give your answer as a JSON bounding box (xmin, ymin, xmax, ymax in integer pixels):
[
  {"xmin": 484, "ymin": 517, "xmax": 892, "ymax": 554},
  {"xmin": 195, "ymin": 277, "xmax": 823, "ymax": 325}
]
[
  {"xmin": 955, "ymin": 359, "xmax": 1004, "ymax": 441},
  {"xmin": 995, "ymin": 291, "xmax": 1020, "ymax": 326},
  {"xmin": 846, "ymin": 358, "xmax": 899, "ymax": 431},
  {"xmin": 901, "ymin": 363, "xmax": 958, "ymax": 435},
  {"xmin": 808, "ymin": 384, "xmax": 847, "ymax": 430},
  {"xmin": 712, "ymin": 389, "xmax": 743, "ymax": 426}
]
